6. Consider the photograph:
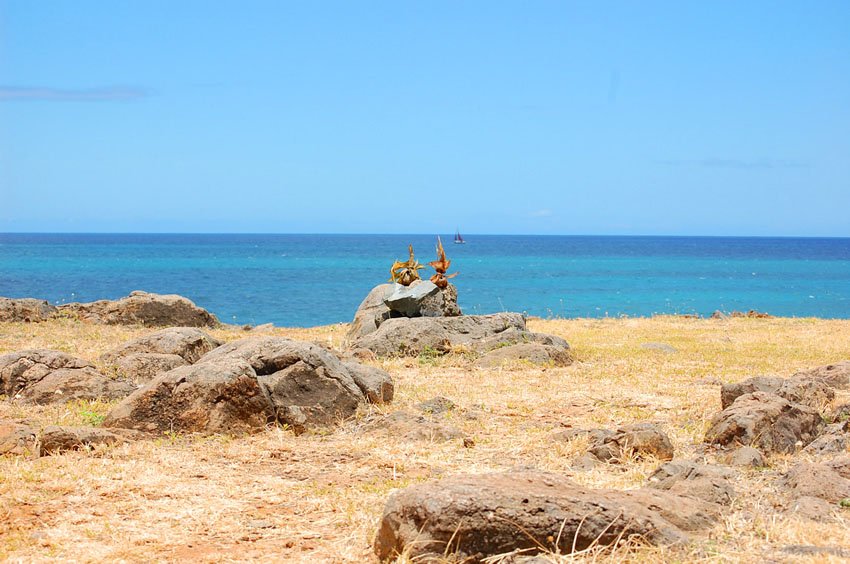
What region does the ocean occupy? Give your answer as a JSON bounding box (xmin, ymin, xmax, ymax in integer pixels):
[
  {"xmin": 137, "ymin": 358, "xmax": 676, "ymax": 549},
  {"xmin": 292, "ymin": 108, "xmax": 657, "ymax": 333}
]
[{"xmin": 1, "ymin": 233, "xmax": 849, "ymax": 327}]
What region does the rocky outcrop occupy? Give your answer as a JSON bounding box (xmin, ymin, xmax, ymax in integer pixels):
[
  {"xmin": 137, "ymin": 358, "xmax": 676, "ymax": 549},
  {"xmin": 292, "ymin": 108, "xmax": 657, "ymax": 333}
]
[
  {"xmin": 0, "ymin": 349, "xmax": 135, "ymax": 404},
  {"xmin": 0, "ymin": 298, "xmax": 57, "ymax": 322},
  {"xmin": 374, "ymin": 472, "xmax": 720, "ymax": 561},
  {"xmin": 705, "ymin": 391, "xmax": 822, "ymax": 453},
  {"xmin": 101, "ymin": 327, "xmax": 222, "ymax": 383},
  {"xmin": 58, "ymin": 291, "xmax": 217, "ymax": 327},
  {"xmin": 104, "ymin": 337, "xmax": 391, "ymax": 435},
  {"xmin": 352, "ymin": 312, "xmax": 569, "ymax": 359}
]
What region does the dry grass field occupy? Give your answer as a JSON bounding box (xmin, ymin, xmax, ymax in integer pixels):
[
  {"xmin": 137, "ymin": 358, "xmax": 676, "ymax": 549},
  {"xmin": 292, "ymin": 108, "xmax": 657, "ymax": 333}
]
[{"xmin": 1, "ymin": 316, "xmax": 849, "ymax": 562}]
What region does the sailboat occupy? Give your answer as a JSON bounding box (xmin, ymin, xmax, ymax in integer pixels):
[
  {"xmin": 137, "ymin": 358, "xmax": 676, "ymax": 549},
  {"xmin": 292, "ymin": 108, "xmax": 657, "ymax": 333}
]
[{"xmin": 453, "ymin": 228, "xmax": 466, "ymax": 244}]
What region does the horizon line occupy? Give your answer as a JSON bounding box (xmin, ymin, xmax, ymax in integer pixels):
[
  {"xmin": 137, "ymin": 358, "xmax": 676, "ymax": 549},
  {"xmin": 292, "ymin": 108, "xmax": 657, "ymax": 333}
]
[{"xmin": 2, "ymin": 231, "xmax": 850, "ymax": 240}]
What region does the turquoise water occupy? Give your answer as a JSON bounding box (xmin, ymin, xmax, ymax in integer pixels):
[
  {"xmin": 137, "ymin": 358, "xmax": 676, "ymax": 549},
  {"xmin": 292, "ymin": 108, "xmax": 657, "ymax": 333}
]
[{"xmin": 1, "ymin": 234, "xmax": 849, "ymax": 326}]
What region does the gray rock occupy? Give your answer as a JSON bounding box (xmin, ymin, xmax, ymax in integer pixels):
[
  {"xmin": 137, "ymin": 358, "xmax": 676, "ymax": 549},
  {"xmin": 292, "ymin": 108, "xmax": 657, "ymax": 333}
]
[
  {"xmin": 101, "ymin": 327, "xmax": 222, "ymax": 383},
  {"xmin": 705, "ymin": 391, "xmax": 822, "ymax": 453},
  {"xmin": 374, "ymin": 471, "xmax": 720, "ymax": 561},
  {"xmin": 0, "ymin": 349, "xmax": 135, "ymax": 404},
  {"xmin": 781, "ymin": 544, "xmax": 850, "ymax": 557},
  {"xmin": 647, "ymin": 460, "xmax": 736, "ymax": 505},
  {"xmin": 384, "ymin": 281, "xmax": 439, "ymax": 317},
  {"xmin": 102, "ymin": 327, "xmax": 222, "ymax": 364},
  {"xmin": 352, "ymin": 312, "xmax": 569, "ymax": 359},
  {"xmin": 419, "ymin": 282, "xmax": 461, "ymax": 317},
  {"xmin": 347, "ymin": 284, "xmax": 393, "ymax": 341},
  {"xmin": 104, "ymin": 337, "xmax": 385, "ymax": 435},
  {"xmin": 57, "ymin": 291, "xmax": 217, "ymax": 327},
  {"xmin": 477, "ymin": 343, "xmax": 571, "ymax": 368},
  {"xmin": 342, "ymin": 361, "xmax": 393, "ymax": 404},
  {"xmin": 0, "ymin": 297, "xmax": 57, "ymax": 322},
  {"xmin": 720, "ymin": 376, "xmax": 783, "ymax": 409}
]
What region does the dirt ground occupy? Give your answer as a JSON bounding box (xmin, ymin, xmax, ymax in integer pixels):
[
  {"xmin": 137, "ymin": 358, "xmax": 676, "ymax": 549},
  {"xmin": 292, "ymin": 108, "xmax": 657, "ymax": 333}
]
[{"xmin": 1, "ymin": 316, "xmax": 849, "ymax": 562}]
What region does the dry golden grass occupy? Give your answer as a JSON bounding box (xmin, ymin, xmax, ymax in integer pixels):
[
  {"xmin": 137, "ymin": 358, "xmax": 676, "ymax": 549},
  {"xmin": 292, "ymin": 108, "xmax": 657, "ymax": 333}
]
[{"xmin": 1, "ymin": 316, "xmax": 849, "ymax": 562}]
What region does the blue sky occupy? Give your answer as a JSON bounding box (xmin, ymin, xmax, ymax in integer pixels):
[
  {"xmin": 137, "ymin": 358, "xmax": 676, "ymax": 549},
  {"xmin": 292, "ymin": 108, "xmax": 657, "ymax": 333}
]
[{"xmin": 1, "ymin": 1, "xmax": 848, "ymax": 235}]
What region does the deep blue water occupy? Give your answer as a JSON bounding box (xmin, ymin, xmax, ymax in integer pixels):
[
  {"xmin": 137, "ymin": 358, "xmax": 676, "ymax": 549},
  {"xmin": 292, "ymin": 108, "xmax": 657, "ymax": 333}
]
[{"xmin": 1, "ymin": 233, "xmax": 849, "ymax": 327}]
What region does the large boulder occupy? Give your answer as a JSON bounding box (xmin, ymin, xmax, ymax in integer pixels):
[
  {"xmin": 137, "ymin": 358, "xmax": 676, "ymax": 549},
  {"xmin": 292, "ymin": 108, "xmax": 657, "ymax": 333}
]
[
  {"xmin": 101, "ymin": 327, "xmax": 222, "ymax": 383},
  {"xmin": 704, "ymin": 391, "xmax": 822, "ymax": 453},
  {"xmin": 0, "ymin": 297, "xmax": 57, "ymax": 322},
  {"xmin": 374, "ymin": 472, "xmax": 720, "ymax": 561},
  {"xmin": 58, "ymin": 291, "xmax": 217, "ymax": 327},
  {"xmin": 419, "ymin": 282, "xmax": 461, "ymax": 317},
  {"xmin": 347, "ymin": 284, "xmax": 393, "ymax": 341},
  {"xmin": 0, "ymin": 349, "xmax": 135, "ymax": 404},
  {"xmin": 352, "ymin": 312, "xmax": 569, "ymax": 358},
  {"xmin": 104, "ymin": 337, "xmax": 389, "ymax": 435}
]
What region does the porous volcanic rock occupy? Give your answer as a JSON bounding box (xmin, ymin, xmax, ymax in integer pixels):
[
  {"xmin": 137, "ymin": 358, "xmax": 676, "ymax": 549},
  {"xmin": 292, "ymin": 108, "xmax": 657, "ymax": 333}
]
[
  {"xmin": 352, "ymin": 312, "xmax": 569, "ymax": 358},
  {"xmin": 477, "ymin": 342, "xmax": 572, "ymax": 368},
  {"xmin": 647, "ymin": 460, "xmax": 736, "ymax": 505},
  {"xmin": 373, "ymin": 471, "xmax": 720, "ymax": 561},
  {"xmin": 0, "ymin": 297, "xmax": 57, "ymax": 322},
  {"xmin": 58, "ymin": 291, "xmax": 217, "ymax": 327},
  {"xmin": 101, "ymin": 327, "xmax": 222, "ymax": 383},
  {"xmin": 704, "ymin": 391, "xmax": 822, "ymax": 453},
  {"xmin": 723, "ymin": 446, "xmax": 766, "ymax": 467},
  {"xmin": 104, "ymin": 337, "xmax": 389, "ymax": 435},
  {"xmin": 803, "ymin": 421, "xmax": 850, "ymax": 455},
  {"xmin": 0, "ymin": 349, "xmax": 135, "ymax": 404}
]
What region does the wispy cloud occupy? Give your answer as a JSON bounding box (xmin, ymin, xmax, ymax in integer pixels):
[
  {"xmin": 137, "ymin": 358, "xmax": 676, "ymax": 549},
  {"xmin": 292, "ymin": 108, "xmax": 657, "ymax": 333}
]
[
  {"xmin": 656, "ymin": 157, "xmax": 810, "ymax": 169},
  {"xmin": 0, "ymin": 85, "xmax": 148, "ymax": 102}
]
